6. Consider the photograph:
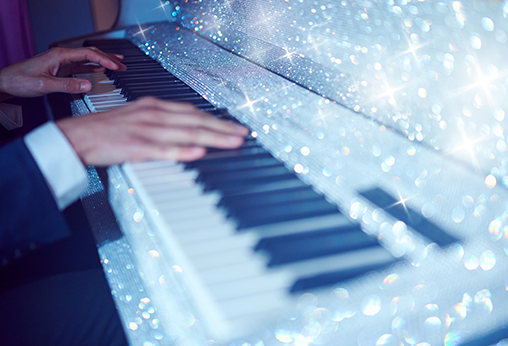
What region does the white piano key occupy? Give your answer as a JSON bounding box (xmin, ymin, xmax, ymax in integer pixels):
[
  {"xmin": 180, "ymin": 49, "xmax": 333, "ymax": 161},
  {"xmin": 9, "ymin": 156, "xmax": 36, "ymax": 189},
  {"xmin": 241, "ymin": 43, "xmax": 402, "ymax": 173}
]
[
  {"xmin": 246, "ymin": 212, "xmax": 354, "ymax": 238},
  {"xmin": 130, "ymin": 160, "xmax": 179, "ymax": 171},
  {"xmin": 137, "ymin": 170, "xmax": 199, "ymax": 187},
  {"xmin": 185, "ymin": 233, "xmax": 257, "ymax": 259},
  {"xmin": 219, "ymin": 289, "xmax": 289, "ymax": 319},
  {"xmin": 146, "ymin": 185, "xmax": 206, "ymax": 202},
  {"xmin": 188, "ymin": 247, "xmax": 257, "ymax": 270},
  {"xmin": 175, "ymin": 224, "xmax": 237, "ymax": 244},
  {"xmin": 134, "ymin": 164, "xmax": 185, "ymax": 178},
  {"xmin": 160, "ymin": 204, "xmax": 222, "ymax": 222},
  {"xmin": 168, "ymin": 212, "xmax": 229, "ymax": 232},
  {"xmin": 281, "ymin": 246, "xmax": 395, "ymax": 278},
  {"xmin": 155, "ymin": 192, "xmax": 221, "ymax": 211},
  {"xmin": 93, "ymin": 105, "xmax": 127, "ymax": 112},
  {"xmin": 209, "ymin": 272, "xmax": 293, "ymax": 301},
  {"xmin": 199, "ymin": 258, "xmax": 268, "ymax": 285},
  {"xmin": 86, "ymin": 92, "xmax": 123, "ymax": 102}
]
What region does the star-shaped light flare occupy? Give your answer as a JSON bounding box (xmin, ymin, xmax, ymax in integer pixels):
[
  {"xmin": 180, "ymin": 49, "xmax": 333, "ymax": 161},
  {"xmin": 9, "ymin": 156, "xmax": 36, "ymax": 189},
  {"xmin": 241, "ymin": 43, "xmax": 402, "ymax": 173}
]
[
  {"xmin": 235, "ymin": 94, "xmax": 262, "ymax": 117},
  {"xmin": 443, "ymin": 123, "xmax": 491, "ymax": 174},
  {"xmin": 396, "ymin": 32, "xmax": 429, "ymax": 62},
  {"xmin": 386, "ymin": 190, "xmax": 415, "ymax": 221},
  {"xmin": 278, "ymin": 47, "xmax": 297, "ymax": 64},
  {"xmin": 311, "ymin": 109, "xmax": 333, "ymax": 128},
  {"xmin": 153, "ymin": 0, "xmax": 171, "ymax": 15},
  {"xmin": 365, "ymin": 77, "xmax": 408, "ymax": 114},
  {"xmin": 454, "ymin": 60, "xmax": 508, "ymax": 108},
  {"xmin": 133, "ymin": 19, "xmax": 150, "ymax": 40}
]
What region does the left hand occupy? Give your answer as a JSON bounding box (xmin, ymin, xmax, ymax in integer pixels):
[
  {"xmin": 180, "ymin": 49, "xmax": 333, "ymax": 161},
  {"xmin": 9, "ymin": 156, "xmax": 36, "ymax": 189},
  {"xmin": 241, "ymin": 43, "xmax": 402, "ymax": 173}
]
[{"xmin": 0, "ymin": 46, "xmax": 126, "ymax": 101}]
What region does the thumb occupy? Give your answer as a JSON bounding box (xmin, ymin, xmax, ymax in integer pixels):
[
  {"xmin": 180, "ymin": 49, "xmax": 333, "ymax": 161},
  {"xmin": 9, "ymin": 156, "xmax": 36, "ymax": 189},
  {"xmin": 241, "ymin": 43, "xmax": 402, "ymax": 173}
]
[{"xmin": 45, "ymin": 76, "xmax": 92, "ymax": 94}]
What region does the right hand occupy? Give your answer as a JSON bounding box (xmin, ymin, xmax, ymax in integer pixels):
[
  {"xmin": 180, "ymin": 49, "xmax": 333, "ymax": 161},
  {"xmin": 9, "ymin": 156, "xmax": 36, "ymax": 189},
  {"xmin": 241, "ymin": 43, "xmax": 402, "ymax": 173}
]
[
  {"xmin": 0, "ymin": 46, "xmax": 126, "ymax": 101},
  {"xmin": 56, "ymin": 97, "xmax": 249, "ymax": 166}
]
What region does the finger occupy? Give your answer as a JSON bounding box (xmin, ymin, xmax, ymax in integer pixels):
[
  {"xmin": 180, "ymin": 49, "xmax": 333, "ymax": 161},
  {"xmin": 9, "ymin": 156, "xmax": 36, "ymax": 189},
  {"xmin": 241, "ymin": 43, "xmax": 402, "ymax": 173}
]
[
  {"xmin": 59, "ymin": 47, "xmax": 127, "ymax": 71},
  {"xmin": 44, "ymin": 76, "xmax": 92, "ymax": 94},
  {"xmin": 144, "ymin": 145, "xmax": 207, "ymax": 162},
  {"xmin": 133, "ymin": 98, "xmax": 249, "ymax": 135},
  {"xmin": 70, "ymin": 65, "xmax": 106, "ymax": 75},
  {"xmin": 135, "ymin": 124, "xmax": 245, "ymax": 149},
  {"xmin": 108, "ymin": 53, "xmax": 124, "ymax": 61}
]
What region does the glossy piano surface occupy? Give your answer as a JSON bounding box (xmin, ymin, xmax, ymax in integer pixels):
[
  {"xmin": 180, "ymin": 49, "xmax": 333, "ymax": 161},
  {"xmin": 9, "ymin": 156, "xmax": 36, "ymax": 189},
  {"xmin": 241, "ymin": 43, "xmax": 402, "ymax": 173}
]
[{"xmin": 66, "ymin": 0, "xmax": 508, "ymax": 345}]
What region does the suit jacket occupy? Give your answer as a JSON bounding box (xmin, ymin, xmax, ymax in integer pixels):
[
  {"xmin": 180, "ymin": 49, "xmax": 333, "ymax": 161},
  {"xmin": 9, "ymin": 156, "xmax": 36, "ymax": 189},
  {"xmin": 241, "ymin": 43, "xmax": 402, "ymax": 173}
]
[{"xmin": 0, "ymin": 137, "xmax": 70, "ymax": 265}]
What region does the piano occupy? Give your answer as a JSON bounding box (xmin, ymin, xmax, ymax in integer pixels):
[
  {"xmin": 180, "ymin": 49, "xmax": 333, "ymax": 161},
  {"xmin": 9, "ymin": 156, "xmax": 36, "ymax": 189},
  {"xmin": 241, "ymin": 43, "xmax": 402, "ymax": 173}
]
[{"xmin": 53, "ymin": 0, "xmax": 508, "ymax": 345}]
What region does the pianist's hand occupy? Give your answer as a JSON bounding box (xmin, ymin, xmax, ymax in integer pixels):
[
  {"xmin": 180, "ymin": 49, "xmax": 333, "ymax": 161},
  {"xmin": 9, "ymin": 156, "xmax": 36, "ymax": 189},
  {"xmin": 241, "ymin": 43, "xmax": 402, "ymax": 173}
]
[
  {"xmin": 56, "ymin": 97, "xmax": 249, "ymax": 165},
  {"xmin": 0, "ymin": 47, "xmax": 126, "ymax": 101}
]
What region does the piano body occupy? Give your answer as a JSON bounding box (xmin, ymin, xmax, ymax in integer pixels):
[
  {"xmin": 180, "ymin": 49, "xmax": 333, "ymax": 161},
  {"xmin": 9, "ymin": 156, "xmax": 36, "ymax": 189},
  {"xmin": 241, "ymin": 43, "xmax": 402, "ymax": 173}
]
[{"xmin": 55, "ymin": 0, "xmax": 508, "ymax": 345}]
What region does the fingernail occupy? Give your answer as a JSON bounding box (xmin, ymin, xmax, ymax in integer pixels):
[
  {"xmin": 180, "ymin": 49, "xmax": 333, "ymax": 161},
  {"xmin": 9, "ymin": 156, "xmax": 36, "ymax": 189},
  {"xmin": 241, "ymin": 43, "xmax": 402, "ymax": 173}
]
[{"xmin": 80, "ymin": 82, "xmax": 90, "ymax": 91}]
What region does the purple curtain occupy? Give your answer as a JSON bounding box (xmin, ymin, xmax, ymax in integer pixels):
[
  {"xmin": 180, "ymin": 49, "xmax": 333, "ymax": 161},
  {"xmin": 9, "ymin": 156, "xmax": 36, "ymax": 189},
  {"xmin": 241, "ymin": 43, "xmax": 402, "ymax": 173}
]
[{"xmin": 0, "ymin": 0, "xmax": 36, "ymax": 69}]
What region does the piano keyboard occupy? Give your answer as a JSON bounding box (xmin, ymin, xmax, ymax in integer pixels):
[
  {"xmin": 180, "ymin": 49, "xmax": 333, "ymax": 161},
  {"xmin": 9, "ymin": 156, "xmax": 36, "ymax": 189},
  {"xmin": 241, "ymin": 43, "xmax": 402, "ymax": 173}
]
[
  {"xmin": 80, "ymin": 39, "xmax": 403, "ymax": 336},
  {"xmin": 65, "ymin": 19, "xmax": 508, "ymax": 345}
]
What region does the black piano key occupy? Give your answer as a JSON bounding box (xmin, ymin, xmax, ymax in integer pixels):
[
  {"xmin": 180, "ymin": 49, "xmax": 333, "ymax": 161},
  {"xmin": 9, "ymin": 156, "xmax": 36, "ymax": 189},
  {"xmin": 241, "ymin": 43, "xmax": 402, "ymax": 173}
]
[
  {"xmin": 159, "ymin": 97, "xmax": 209, "ymax": 107},
  {"xmin": 111, "ymin": 63, "xmax": 162, "ymax": 70},
  {"xmin": 459, "ymin": 328, "xmax": 508, "ymax": 346},
  {"xmin": 114, "ymin": 71, "xmax": 172, "ymax": 80},
  {"xmin": 127, "ymin": 90, "xmax": 200, "ymax": 100},
  {"xmin": 120, "ymin": 79, "xmax": 189, "ymax": 88},
  {"xmin": 205, "ymin": 139, "xmax": 259, "ymax": 154},
  {"xmin": 122, "ymin": 85, "xmax": 191, "ymax": 96},
  {"xmin": 108, "ymin": 68, "xmax": 167, "ymax": 79},
  {"xmin": 257, "ymin": 227, "xmax": 379, "ymax": 266},
  {"xmin": 230, "ymin": 176, "xmax": 309, "ymax": 196},
  {"xmin": 219, "ymin": 186, "xmax": 321, "ymax": 211},
  {"xmin": 233, "ymin": 198, "xmax": 340, "ymax": 229},
  {"xmin": 117, "ymin": 57, "xmax": 150, "ymax": 62},
  {"xmin": 193, "ymin": 156, "xmax": 280, "ymax": 174},
  {"xmin": 185, "ymin": 153, "xmax": 273, "ymax": 172},
  {"xmin": 197, "ymin": 164, "xmax": 288, "ymax": 184},
  {"xmin": 290, "ymin": 256, "xmax": 399, "ymax": 293},
  {"xmin": 192, "ymin": 146, "xmax": 269, "ymax": 163},
  {"xmin": 116, "ymin": 75, "xmax": 183, "ymax": 85},
  {"xmin": 107, "ymin": 63, "xmax": 163, "ymax": 73},
  {"xmin": 119, "ymin": 57, "xmax": 160, "ymax": 63},
  {"xmin": 359, "ymin": 188, "xmax": 459, "ymax": 247},
  {"xmin": 115, "ymin": 75, "xmax": 183, "ymax": 88},
  {"xmin": 238, "ymin": 139, "xmax": 260, "ymax": 147},
  {"xmin": 204, "ymin": 173, "xmax": 298, "ymax": 195},
  {"xmin": 118, "ymin": 79, "xmax": 186, "ymax": 89}
]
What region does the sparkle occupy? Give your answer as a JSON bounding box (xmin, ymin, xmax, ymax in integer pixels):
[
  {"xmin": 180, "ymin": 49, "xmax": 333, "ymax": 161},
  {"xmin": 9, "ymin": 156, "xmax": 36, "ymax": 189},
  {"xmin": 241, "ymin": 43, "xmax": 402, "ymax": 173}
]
[
  {"xmin": 312, "ymin": 109, "xmax": 333, "ymax": 127},
  {"xmin": 443, "ymin": 120, "xmax": 491, "ymax": 173},
  {"xmin": 385, "ymin": 190, "xmax": 415, "ymax": 221},
  {"xmin": 279, "ymin": 46, "xmax": 297, "ymax": 64},
  {"xmin": 365, "ymin": 78, "xmax": 409, "ymax": 113},
  {"xmin": 348, "ymin": 77, "xmax": 361, "ymax": 92},
  {"xmin": 455, "ymin": 56, "xmax": 508, "ymax": 108},
  {"xmin": 133, "ymin": 20, "xmax": 150, "ymax": 40},
  {"xmin": 153, "ymin": 0, "xmax": 171, "ymax": 15},
  {"xmin": 396, "ymin": 31, "xmax": 429, "ymax": 61},
  {"xmin": 235, "ymin": 93, "xmax": 263, "ymax": 116}
]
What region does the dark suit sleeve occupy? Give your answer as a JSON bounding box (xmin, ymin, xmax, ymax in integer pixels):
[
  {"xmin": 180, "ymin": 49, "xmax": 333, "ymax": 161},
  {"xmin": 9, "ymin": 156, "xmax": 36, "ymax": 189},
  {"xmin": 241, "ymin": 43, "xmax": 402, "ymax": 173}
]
[{"xmin": 0, "ymin": 137, "xmax": 70, "ymax": 265}]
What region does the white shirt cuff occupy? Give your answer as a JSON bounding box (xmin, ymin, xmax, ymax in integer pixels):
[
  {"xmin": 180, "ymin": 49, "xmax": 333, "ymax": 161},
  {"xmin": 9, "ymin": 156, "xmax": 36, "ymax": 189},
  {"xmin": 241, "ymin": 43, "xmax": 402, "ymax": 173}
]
[{"xmin": 24, "ymin": 122, "xmax": 88, "ymax": 210}]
